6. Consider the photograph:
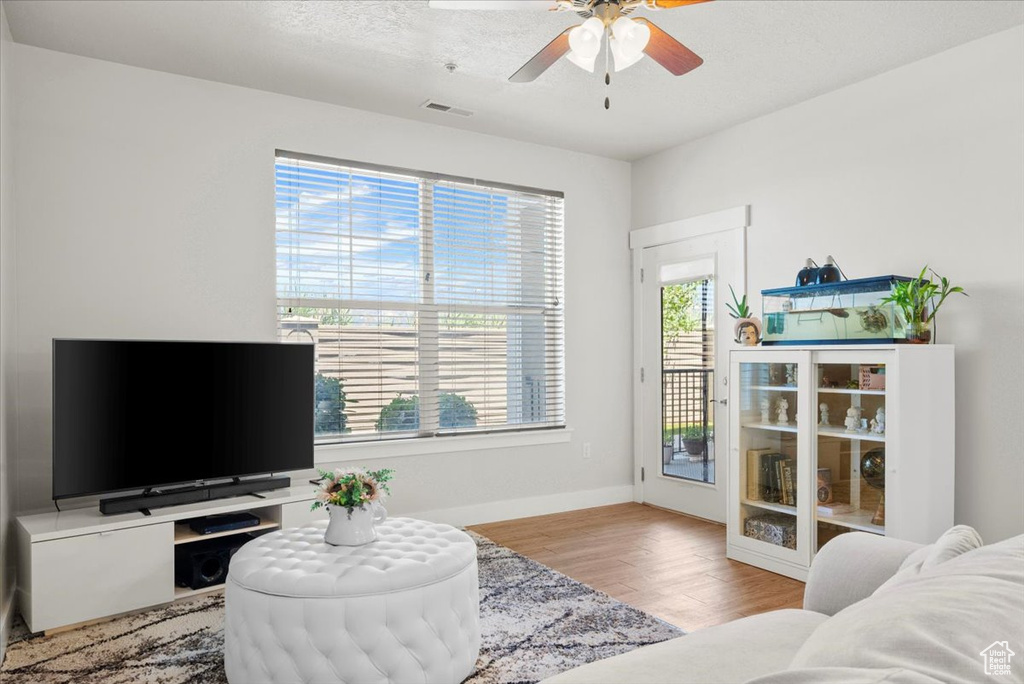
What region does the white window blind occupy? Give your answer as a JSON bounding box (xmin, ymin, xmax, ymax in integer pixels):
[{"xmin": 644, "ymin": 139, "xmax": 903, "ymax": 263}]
[{"xmin": 275, "ymin": 151, "xmax": 565, "ymax": 443}]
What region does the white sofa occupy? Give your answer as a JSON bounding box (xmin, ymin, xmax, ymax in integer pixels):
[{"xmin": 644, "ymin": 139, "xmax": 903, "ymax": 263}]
[{"xmin": 544, "ymin": 527, "xmax": 1024, "ymax": 684}]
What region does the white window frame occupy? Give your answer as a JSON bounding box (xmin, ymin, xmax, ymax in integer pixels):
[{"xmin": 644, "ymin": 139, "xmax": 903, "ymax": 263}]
[{"xmin": 275, "ymin": 151, "xmax": 567, "ymax": 459}]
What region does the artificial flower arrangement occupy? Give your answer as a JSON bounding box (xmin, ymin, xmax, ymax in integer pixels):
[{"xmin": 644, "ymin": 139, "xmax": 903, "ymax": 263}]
[{"xmin": 310, "ymin": 467, "xmax": 394, "ymax": 516}]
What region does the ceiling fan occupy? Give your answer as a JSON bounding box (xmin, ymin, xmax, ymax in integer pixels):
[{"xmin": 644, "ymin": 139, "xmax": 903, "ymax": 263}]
[{"xmin": 429, "ymin": 0, "xmax": 711, "ymax": 107}]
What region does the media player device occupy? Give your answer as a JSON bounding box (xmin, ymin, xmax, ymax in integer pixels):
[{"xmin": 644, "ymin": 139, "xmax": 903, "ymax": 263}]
[{"xmin": 189, "ymin": 512, "xmax": 261, "ymax": 536}]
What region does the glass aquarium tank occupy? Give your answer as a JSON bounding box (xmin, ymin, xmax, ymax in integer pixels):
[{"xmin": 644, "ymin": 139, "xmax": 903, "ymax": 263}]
[{"xmin": 761, "ymin": 276, "xmax": 913, "ymax": 345}]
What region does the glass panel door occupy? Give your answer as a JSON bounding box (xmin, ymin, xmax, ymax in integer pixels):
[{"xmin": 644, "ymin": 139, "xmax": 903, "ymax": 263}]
[
  {"xmin": 735, "ymin": 357, "xmax": 804, "ymax": 557},
  {"xmin": 813, "ymin": 358, "xmax": 889, "ymax": 552},
  {"xmin": 661, "ymin": 279, "xmax": 715, "ymax": 483}
]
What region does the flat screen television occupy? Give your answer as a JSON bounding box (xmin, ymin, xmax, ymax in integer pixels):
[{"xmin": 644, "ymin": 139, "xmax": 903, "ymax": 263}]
[{"xmin": 53, "ymin": 339, "xmax": 314, "ymax": 504}]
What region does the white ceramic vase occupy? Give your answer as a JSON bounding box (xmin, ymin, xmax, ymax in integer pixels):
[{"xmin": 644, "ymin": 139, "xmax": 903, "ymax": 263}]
[{"xmin": 324, "ymin": 501, "xmax": 387, "ymax": 546}]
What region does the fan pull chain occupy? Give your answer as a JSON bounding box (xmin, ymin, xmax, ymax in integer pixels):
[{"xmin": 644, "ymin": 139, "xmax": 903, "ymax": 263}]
[{"xmin": 604, "ymin": 28, "xmax": 611, "ymax": 110}]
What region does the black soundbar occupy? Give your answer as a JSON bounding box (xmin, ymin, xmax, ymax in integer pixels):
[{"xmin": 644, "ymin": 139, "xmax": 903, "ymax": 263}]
[{"xmin": 99, "ymin": 476, "xmax": 291, "ymax": 515}]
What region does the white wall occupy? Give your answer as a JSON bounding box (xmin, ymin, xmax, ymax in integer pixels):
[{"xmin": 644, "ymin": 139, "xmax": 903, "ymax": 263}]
[
  {"xmin": 0, "ymin": 0, "xmax": 17, "ymax": 663},
  {"xmin": 9, "ymin": 44, "xmax": 634, "ymax": 521},
  {"xmin": 632, "ymin": 26, "xmax": 1024, "ymax": 542}
]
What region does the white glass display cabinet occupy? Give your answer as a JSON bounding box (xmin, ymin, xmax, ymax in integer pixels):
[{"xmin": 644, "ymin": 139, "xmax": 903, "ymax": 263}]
[{"xmin": 727, "ymin": 345, "xmax": 955, "ymax": 580}]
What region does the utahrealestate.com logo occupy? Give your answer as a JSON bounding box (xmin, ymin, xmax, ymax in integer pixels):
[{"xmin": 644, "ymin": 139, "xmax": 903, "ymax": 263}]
[{"xmin": 980, "ymin": 641, "xmax": 1015, "ymax": 676}]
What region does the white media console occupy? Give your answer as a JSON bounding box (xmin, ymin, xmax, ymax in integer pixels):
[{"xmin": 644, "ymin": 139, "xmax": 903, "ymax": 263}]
[{"xmin": 16, "ymin": 485, "xmax": 321, "ymax": 633}]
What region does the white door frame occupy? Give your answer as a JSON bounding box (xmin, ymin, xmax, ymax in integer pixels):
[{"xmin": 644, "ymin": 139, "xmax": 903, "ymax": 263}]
[{"xmin": 630, "ymin": 206, "xmax": 751, "ymax": 505}]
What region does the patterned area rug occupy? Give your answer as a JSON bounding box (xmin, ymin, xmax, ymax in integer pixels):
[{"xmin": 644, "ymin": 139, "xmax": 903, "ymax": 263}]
[{"xmin": 1, "ymin": 532, "xmax": 683, "ymax": 683}]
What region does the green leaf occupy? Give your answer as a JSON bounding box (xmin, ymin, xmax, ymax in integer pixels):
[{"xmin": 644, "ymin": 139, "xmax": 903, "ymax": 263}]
[{"xmin": 727, "ymin": 284, "xmax": 751, "ymax": 319}]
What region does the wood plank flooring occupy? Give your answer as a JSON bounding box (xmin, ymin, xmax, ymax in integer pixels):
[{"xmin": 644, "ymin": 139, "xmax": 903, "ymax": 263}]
[{"xmin": 469, "ymin": 503, "xmax": 804, "ymax": 632}]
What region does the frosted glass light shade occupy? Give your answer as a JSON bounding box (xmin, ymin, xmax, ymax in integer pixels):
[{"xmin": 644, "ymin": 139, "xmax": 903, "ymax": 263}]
[
  {"xmin": 567, "ymin": 17, "xmax": 604, "ymax": 72},
  {"xmin": 610, "ymin": 38, "xmax": 644, "ymax": 71},
  {"xmin": 566, "ymin": 51, "xmax": 597, "ymax": 72},
  {"xmin": 610, "ymin": 16, "xmax": 650, "ymax": 72}
]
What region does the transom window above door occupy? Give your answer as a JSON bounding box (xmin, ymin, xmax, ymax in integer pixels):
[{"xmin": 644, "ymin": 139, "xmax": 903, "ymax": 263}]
[{"xmin": 274, "ymin": 151, "xmax": 565, "ymax": 444}]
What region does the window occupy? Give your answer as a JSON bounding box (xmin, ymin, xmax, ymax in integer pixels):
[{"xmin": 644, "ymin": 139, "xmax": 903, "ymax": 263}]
[{"xmin": 275, "ymin": 151, "xmax": 565, "ymax": 444}]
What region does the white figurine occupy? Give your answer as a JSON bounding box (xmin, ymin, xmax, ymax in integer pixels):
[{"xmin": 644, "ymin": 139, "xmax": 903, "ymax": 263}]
[
  {"xmin": 871, "ymin": 407, "xmax": 886, "ymax": 435},
  {"xmin": 845, "ymin": 406, "xmax": 862, "ymax": 433},
  {"xmin": 819, "ymin": 403, "xmax": 830, "ymax": 426},
  {"xmin": 760, "ymin": 397, "xmax": 771, "ymax": 424},
  {"xmin": 777, "ymin": 397, "xmax": 790, "ymax": 425}
]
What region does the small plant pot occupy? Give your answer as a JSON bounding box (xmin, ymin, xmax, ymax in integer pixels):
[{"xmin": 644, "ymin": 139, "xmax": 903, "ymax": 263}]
[
  {"xmin": 905, "ymin": 320, "xmax": 932, "ymax": 344},
  {"xmin": 663, "ymin": 444, "xmax": 674, "ymax": 465},
  {"xmin": 683, "ymin": 438, "xmax": 706, "ymax": 457},
  {"xmin": 734, "ymin": 317, "xmax": 762, "ymax": 346},
  {"xmin": 324, "ymin": 502, "xmax": 387, "ymax": 546}
]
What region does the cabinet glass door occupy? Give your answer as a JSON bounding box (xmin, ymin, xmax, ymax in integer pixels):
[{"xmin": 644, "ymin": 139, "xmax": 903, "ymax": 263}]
[
  {"xmin": 813, "ymin": 354, "xmax": 891, "ymax": 553},
  {"xmin": 733, "ymin": 353, "xmax": 808, "ymax": 562}
]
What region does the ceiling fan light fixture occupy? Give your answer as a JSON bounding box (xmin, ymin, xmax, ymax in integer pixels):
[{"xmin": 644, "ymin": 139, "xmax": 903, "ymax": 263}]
[
  {"xmin": 567, "ymin": 16, "xmax": 604, "ymax": 71},
  {"xmin": 566, "ymin": 50, "xmax": 597, "ymax": 72},
  {"xmin": 611, "ymin": 17, "xmax": 649, "ymax": 48},
  {"xmin": 610, "ymin": 39, "xmax": 644, "ymax": 72},
  {"xmin": 609, "ymin": 16, "xmax": 650, "ymax": 71}
]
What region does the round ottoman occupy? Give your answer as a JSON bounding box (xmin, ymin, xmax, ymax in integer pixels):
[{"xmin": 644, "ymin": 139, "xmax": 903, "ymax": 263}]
[{"xmin": 224, "ymin": 517, "xmax": 480, "ymax": 684}]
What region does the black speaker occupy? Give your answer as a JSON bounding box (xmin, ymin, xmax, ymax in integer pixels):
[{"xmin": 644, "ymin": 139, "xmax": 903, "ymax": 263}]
[{"xmin": 175, "ymin": 534, "xmax": 253, "ymax": 590}]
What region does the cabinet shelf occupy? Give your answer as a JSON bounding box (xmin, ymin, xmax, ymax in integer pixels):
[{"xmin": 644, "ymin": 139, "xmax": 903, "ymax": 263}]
[
  {"xmin": 748, "ymin": 385, "xmax": 798, "ymax": 392},
  {"xmin": 173, "ymin": 521, "xmax": 280, "ymax": 545},
  {"xmin": 817, "ymin": 388, "xmax": 885, "ymax": 396},
  {"xmin": 742, "ymin": 422, "xmax": 799, "ymax": 434},
  {"xmin": 741, "ymin": 499, "xmax": 797, "ymax": 516},
  {"xmin": 816, "ymin": 427, "xmax": 886, "ymax": 443},
  {"xmin": 817, "ymin": 511, "xmax": 884, "ymax": 535}
]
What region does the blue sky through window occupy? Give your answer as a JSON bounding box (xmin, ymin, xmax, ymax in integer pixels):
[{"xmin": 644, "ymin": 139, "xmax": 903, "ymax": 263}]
[{"xmin": 275, "ymin": 162, "xmax": 522, "ymax": 312}]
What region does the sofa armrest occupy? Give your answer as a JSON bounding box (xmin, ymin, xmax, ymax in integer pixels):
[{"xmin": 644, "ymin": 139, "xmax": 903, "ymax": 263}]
[{"xmin": 803, "ymin": 533, "xmax": 922, "ymax": 616}]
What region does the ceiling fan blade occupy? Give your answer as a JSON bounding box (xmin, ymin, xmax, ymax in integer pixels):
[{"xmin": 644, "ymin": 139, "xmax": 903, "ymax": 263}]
[
  {"xmin": 509, "ymin": 27, "xmax": 573, "ymax": 83},
  {"xmin": 429, "ymin": 1, "xmax": 560, "ymax": 10},
  {"xmin": 643, "ymin": 0, "xmax": 713, "ymax": 8},
  {"xmin": 634, "ymin": 17, "xmax": 704, "ymax": 76}
]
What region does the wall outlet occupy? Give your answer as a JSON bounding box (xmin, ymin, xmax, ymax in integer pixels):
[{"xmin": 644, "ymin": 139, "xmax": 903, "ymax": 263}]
[{"xmin": 582, "ymin": 442, "xmax": 592, "ymax": 459}]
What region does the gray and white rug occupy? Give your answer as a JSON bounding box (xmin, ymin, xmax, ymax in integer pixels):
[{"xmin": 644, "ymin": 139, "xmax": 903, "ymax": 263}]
[{"xmin": 0, "ymin": 532, "xmax": 683, "ymax": 684}]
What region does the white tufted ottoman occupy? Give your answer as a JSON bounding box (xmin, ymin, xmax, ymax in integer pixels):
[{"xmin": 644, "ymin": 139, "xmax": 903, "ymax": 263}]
[{"xmin": 224, "ymin": 517, "xmax": 480, "ymax": 684}]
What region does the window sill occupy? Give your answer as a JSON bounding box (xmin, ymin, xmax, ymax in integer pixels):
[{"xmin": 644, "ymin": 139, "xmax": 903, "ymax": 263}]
[{"xmin": 314, "ymin": 428, "xmax": 574, "ymax": 464}]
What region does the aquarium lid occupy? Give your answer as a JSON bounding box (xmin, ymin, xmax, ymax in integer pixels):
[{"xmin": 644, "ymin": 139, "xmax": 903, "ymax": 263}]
[{"xmin": 761, "ymin": 275, "xmax": 916, "ymax": 297}]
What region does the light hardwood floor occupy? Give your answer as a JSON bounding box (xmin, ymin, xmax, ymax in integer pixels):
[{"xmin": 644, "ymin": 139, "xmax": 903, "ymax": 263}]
[{"xmin": 469, "ymin": 502, "xmax": 805, "ymax": 632}]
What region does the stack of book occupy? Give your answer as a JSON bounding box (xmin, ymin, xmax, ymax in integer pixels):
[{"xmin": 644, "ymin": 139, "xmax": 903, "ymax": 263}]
[{"xmin": 746, "ymin": 449, "xmax": 797, "ymax": 506}]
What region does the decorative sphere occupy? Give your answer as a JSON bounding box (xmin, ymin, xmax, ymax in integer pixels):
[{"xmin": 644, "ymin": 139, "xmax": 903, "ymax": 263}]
[{"xmin": 860, "ymin": 448, "xmax": 886, "ymax": 490}]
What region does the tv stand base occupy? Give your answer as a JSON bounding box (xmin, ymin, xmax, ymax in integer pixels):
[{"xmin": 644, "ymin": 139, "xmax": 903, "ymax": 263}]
[
  {"xmin": 17, "ymin": 485, "xmax": 319, "ymax": 633},
  {"xmin": 99, "ymin": 476, "xmax": 291, "ymax": 515}
]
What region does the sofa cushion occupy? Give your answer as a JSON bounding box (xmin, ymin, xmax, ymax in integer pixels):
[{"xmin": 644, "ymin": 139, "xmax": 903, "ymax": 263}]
[
  {"xmin": 747, "ymin": 666, "xmax": 943, "ymax": 684},
  {"xmin": 542, "ymin": 609, "xmax": 828, "ymax": 684},
  {"xmin": 790, "ymin": 534, "xmax": 1024, "ymax": 683},
  {"xmin": 875, "ymin": 525, "xmax": 983, "ymax": 592}
]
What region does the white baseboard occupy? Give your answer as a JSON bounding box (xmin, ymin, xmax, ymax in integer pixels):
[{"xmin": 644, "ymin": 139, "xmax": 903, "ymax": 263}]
[
  {"xmin": 0, "ymin": 587, "xmax": 14, "ymax": 668},
  {"xmin": 404, "ymin": 484, "xmax": 636, "ymax": 528}
]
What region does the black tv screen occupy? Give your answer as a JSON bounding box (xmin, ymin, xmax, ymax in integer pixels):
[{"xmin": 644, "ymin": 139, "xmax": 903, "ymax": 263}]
[{"xmin": 53, "ymin": 340, "xmax": 314, "ymax": 500}]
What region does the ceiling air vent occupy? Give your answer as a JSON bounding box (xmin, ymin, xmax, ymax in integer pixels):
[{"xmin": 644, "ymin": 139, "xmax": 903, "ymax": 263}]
[{"xmin": 420, "ymin": 100, "xmax": 474, "ymax": 117}]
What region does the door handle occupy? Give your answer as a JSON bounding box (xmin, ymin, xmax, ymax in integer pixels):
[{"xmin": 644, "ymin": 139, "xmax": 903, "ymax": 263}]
[{"xmin": 715, "ymin": 399, "xmax": 728, "ymax": 405}]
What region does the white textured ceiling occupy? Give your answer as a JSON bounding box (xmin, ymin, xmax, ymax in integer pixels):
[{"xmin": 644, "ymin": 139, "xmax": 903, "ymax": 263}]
[{"xmin": 5, "ymin": 0, "xmax": 1023, "ymax": 160}]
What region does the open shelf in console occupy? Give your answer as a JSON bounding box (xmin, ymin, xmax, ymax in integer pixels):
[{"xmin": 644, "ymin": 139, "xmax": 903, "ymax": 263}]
[
  {"xmin": 173, "ymin": 505, "xmax": 283, "ymax": 597},
  {"xmin": 173, "ymin": 505, "xmax": 283, "ymax": 545},
  {"xmin": 174, "ymin": 521, "xmax": 280, "ymax": 545}
]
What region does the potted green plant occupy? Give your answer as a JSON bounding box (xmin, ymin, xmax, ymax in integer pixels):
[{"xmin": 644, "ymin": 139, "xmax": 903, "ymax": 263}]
[
  {"xmin": 726, "ymin": 285, "xmax": 761, "ymax": 346},
  {"xmin": 881, "ymin": 266, "xmax": 967, "ymax": 343},
  {"xmin": 681, "ymin": 424, "xmax": 712, "ymax": 457},
  {"xmin": 663, "ymin": 440, "xmax": 675, "ymax": 465}
]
